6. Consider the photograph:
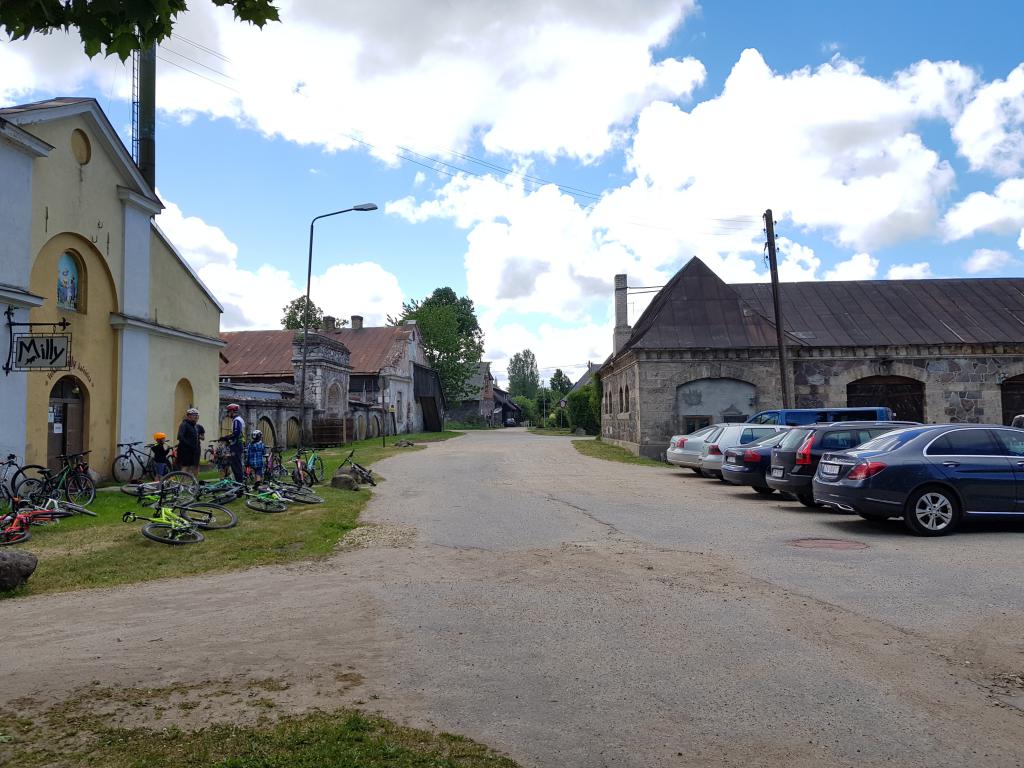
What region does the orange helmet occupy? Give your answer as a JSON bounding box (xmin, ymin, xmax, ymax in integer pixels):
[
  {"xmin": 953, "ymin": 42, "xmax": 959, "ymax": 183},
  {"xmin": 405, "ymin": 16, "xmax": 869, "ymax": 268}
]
[{"xmin": 153, "ymin": 432, "xmax": 167, "ymax": 441}]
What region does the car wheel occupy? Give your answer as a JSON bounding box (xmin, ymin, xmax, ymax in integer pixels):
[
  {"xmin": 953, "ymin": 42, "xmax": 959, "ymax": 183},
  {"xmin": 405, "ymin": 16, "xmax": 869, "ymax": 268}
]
[
  {"xmin": 796, "ymin": 493, "xmax": 822, "ymax": 508},
  {"xmin": 752, "ymin": 486, "xmax": 774, "ymax": 495},
  {"xmin": 904, "ymin": 487, "xmax": 961, "ymax": 536},
  {"xmin": 690, "ymin": 468, "xmax": 702, "ymax": 476}
]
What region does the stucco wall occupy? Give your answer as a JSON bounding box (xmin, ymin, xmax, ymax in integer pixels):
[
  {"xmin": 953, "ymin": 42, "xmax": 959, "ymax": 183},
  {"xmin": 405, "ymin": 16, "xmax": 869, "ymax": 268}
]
[
  {"xmin": 147, "ymin": 335, "xmax": 220, "ymax": 444},
  {"xmin": 149, "ymin": 231, "xmax": 220, "ymax": 336},
  {"xmin": 27, "ymin": 115, "xmax": 126, "ymax": 311}
]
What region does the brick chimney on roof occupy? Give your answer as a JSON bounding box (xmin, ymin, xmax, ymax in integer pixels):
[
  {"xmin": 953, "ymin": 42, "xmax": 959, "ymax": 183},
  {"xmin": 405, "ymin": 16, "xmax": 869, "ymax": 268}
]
[
  {"xmin": 351, "ymin": 315, "xmax": 363, "ymax": 330},
  {"xmin": 323, "ymin": 315, "xmax": 336, "ymax": 331}
]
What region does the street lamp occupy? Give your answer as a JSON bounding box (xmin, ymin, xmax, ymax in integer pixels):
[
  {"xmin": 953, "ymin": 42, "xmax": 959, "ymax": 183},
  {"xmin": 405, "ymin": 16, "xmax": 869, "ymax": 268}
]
[{"xmin": 297, "ymin": 203, "xmax": 377, "ymax": 448}]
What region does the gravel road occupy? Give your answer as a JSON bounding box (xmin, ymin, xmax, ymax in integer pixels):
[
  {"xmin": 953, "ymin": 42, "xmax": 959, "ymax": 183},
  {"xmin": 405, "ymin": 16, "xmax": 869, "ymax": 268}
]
[{"xmin": 2, "ymin": 429, "xmax": 1023, "ymax": 767}]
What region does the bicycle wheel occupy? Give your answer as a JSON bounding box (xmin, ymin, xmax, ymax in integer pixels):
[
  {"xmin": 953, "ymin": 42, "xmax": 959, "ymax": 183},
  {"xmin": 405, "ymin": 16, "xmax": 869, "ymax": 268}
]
[
  {"xmin": 11, "ymin": 465, "xmax": 47, "ymax": 496},
  {"xmin": 16, "ymin": 478, "xmax": 46, "ymax": 504},
  {"xmin": 111, "ymin": 454, "xmax": 137, "ymax": 483},
  {"xmin": 179, "ymin": 503, "xmax": 237, "ymax": 530},
  {"xmin": 280, "ymin": 487, "xmax": 324, "ymax": 504},
  {"xmin": 0, "ymin": 527, "xmax": 30, "ymax": 545},
  {"xmin": 245, "ymin": 497, "xmax": 287, "ymax": 513},
  {"xmin": 65, "ymin": 473, "xmax": 96, "ymax": 506},
  {"xmin": 310, "ymin": 456, "xmax": 325, "ymax": 483},
  {"xmin": 352, "ymin": 463, "xmax": 377, "ymax": 487},
  {"xmin": 291, "ymin": 467, "xmax": 312, "ymax": 487},
  {"xmin": 160, "ymin": 471, "xmax": 198, "ymax": 501},
  {"xmin": 141, "ymin": 523, "xmax": 204, "ymax": 545}
]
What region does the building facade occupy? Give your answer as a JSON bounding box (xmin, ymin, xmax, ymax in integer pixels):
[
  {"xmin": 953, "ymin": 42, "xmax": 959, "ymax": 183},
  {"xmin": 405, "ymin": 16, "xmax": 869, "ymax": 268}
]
[
  {"xmin": 599, "ymin": 258, "xmax": 1024, "ymax": 458},
  {"xmin": 0, "ymin": 99, "xmax": 222, "ymax": 473}
]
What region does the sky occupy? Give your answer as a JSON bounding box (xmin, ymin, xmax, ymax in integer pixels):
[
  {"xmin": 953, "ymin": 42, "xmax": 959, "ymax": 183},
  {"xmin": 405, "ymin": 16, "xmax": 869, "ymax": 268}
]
[{"xmin": 2, "ymin": 0, "xmax": 1024, "ymax": 386}]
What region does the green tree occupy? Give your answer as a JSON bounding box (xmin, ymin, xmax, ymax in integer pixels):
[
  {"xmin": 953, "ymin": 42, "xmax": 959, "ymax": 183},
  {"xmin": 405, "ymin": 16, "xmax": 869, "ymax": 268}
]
[
  {"xmin": 535, "ymin": 387, "xmax": 555, "ymax": 421},
  {"xmin": 281, "ymin": 296, "xmax": 324, "ymax": 331},
  {"xmin": 512, "ymin": 395, "xmax": 537, "ymax": 425},
  {"xmin": 390, "ymin": 287, "xmax": 484, "ymax": 404},
  {"xmin": 507, "ymin": 349, "xmax": 540, "ymax": 399},
  {"xmin": 549, "ymin": 368, "xmax": 572, "ymax": 395},
  {"xmin": 567, "ymin": 383, "xmax": 601, "ymax": 435},
  {"xmin": 0, "ymin": 1, "xmax": 279, "ymax": 60}
]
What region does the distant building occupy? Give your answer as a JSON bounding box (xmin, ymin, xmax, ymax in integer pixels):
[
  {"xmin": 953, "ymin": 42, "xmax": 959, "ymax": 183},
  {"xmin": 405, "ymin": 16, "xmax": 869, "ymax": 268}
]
[
  {"xmin": 219, "ymin": 315, "xmax": 445, "ymax": 446},
  {"xmin": 447, "ymin": 362, "xmax": 495, "ymax": 425},
  {"xmin": 598, "ymin": 257, "xmax": 1024, "ymax": 458}
]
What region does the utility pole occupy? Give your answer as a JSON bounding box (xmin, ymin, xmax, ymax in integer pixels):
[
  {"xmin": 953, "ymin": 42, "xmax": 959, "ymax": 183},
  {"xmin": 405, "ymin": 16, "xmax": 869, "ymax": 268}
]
[
  {"xmin": 764, "ymin": 209, "xmax": 791, "ymax": 408},
  {"xmin": 137, "ymin": 45, "xmax": 157, "ymax": 188}
]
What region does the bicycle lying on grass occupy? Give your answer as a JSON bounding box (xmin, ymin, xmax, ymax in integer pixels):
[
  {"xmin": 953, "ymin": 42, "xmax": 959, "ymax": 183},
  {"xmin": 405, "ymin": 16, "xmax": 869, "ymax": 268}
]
[
  {"xmin": 122, "ymin": 484, "xmax": 237, "ymax": 545},
  {"xmin": 0, "ymin": 496, "xmax": 95, "ymax": 545},
  {"xmin": 340, "ymin": 450, "xmax": 376, "ymax": 486},
  {"xmin": 120, "ymin": 471, "xmax": 199, "ymax": 505}
]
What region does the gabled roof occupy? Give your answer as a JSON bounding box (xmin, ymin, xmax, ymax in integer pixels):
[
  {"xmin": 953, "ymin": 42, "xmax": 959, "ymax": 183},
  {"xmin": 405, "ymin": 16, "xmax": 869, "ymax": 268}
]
[
  {"xmin": 220, "ymin": 325, "xmax": 414, "ymax": 378},
  {"xmin": 0, "ymin": 97, "xmax": 161, "ymax": 208},
  {"xmin": 619, "ymin": 257, "xmax": 1024, "ymax": 358},
  {"xmin": 569, "ymin": 362, "xmax": 598, "ymax": 394}
]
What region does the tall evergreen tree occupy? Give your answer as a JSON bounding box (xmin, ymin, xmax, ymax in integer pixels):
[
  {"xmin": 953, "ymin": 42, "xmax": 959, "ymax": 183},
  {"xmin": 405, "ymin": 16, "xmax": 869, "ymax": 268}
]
[{"xmin": 549, "ymin": 368, "xmax": 573, "ymax": 395}]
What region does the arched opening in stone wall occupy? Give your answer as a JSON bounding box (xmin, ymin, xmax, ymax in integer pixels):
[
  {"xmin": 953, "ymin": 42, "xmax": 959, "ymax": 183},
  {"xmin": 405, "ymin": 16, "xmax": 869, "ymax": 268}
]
[
  {"xmin": 1000, "ymin": 375, "xmax": 1024, "ymax": 425},
  {"xmin": 327, "ymin": 382, "xmax": 344, "ymax": 417},
  {"xmin": 257, "ymin": 417, "xmax": 276, "ymax": 447},
  {"xmin": 847, "ymin": 376, "xmax": 924, "ymax": 423},
  {"xmin": 174, "ymin": 378, "xmax": 194, "ymax": 422},
  {"xmin": 675, "ymin": 378, "xmax": 755, "ymax": 434},
  {"xmin": 48, "ymin": 375, "xmax": 88, "ymax": 471},
  {"xmin": 286, "ymin": 418, "xmax": 301, "ymax": 447}
]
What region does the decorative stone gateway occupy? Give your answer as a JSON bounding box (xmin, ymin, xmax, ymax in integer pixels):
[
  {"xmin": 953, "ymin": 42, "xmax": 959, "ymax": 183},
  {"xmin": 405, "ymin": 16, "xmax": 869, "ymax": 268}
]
[{"xmin": 0, "ymin": 550, "xmax": 38, "ymax": 591}]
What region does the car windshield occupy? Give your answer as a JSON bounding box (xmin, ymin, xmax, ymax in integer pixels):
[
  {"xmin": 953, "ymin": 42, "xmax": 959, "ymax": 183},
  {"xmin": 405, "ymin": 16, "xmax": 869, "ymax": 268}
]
[
  {"xmin": 778, "ymin": 428, "xmax": 812, "ymax": 450},
  {"xmin": 855, "ymin": 427, "xmax": 928, "ymax": 452}
]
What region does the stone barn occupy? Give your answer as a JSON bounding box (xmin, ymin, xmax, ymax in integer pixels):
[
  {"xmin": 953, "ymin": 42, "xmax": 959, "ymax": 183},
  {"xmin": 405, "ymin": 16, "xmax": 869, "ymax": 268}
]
[{"xmin": 599, "ymin": 258, "xmax": 1024, "ymax": 458}]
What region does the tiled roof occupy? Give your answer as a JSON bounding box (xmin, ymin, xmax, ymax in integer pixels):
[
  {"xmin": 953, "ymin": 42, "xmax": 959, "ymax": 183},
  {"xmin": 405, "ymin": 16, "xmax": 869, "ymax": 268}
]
[
  {"xmin": 621, "ymin": 257, "xmax": 1024, "ymax": 356},
  {"xmin": 220, "ymin": 325, "xmax": 413, "ymax": 378}
]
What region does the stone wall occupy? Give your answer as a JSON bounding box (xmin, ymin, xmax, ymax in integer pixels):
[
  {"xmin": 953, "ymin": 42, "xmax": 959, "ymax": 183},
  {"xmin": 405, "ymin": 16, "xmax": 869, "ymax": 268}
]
[{"xmin": 600, "ymin": 344, "xmax": 1024, "ymax": 459}]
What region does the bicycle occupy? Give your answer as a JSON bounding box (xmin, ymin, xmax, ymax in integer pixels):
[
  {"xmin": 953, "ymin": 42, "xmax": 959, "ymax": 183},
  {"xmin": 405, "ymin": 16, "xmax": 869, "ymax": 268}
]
[
  {"xmin": 193, "ymin": 477, "xmax": 246, "ymax": 505},
  {"xmin": 0, "ymin": 495, "xmax": 94, "ymax": 545},
  {"xmin": 293, "ymin": 447, "xmax": 325, "ymax": 484},
  {"xmin": 111, "ymin": 441, "xmax": 151, "ymax": 482},
  {"xmin": 121, "ymin": 471, "xmax": 198, "ymax": 505},
  {"xmin": 266, "ymin": 446, "xmax": 289, "ymax": 480},
  {"xmin": 16, "ymin": 452, "xmax": 96, "ymax": 506},
  {"xmin": 339, "ymin": 449, "xmax": 376, "ymax": 486},
  {"xmin": 260, "ymin": 478, "xmax": 324, "ymax": 504},
  {"xmin": 133, "ymin": 489, "xmax": 237, "ymax": 531},
  {"xmin": 242, "ymin": 484, "xmax": 290, "ymax": 513}
]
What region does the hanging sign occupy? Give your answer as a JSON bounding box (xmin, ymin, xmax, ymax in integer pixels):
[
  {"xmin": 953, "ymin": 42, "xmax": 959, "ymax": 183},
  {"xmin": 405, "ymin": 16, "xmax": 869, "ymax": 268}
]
[{"xmin": 13, "ymin": 334, "xmax": 71, "ymax": 370}]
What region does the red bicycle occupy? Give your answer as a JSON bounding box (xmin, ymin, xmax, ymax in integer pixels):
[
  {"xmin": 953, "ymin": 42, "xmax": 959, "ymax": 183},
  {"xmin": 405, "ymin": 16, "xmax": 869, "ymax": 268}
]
[{"xmin": 0, "ymin": 499, "xmax": 87, "ymax": 545}]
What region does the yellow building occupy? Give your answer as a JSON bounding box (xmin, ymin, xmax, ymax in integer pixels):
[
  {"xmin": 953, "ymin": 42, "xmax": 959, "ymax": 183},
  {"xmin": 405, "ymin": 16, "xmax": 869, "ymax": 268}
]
[{"xmin": 0, "ymin": 98, "xmax": 223, "ymax": 474}]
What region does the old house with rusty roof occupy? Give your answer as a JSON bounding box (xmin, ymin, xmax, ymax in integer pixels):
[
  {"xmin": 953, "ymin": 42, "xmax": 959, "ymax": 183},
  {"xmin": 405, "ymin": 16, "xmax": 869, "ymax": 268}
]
[
  {"xmin": 219, "ymin": 314, "xmax": 444, "ymax": 446},
  {"xmin": 599, "ymin": 257, "xmax": 1024, "ymax": 458}
]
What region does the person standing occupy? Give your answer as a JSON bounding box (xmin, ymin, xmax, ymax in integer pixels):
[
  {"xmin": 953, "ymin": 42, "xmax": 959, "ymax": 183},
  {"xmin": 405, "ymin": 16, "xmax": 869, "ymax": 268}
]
[
  {"xmin": 226, "ymin": 403, "xmax": 246, "ymax": 482},
  {"xmin": 176, "ymin": 407, "xmax": 202, "ymax": 477},
  {"xmin": 150, "ymin": 433, "xmax": 171, "ymax": 479}
]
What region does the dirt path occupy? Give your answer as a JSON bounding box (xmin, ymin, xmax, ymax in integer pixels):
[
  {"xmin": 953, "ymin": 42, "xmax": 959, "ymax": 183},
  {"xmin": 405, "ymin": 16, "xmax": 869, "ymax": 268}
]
[{"xmin": 2, "ymin": 430, "xmax": 1022, "ymax": 767}]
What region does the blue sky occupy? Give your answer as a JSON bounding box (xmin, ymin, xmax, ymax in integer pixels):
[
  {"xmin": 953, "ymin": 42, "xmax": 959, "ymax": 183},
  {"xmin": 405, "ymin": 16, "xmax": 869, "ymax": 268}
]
[{"xmin": 2, "ymin": 0, "xmax": 1023, "ymax": 383}]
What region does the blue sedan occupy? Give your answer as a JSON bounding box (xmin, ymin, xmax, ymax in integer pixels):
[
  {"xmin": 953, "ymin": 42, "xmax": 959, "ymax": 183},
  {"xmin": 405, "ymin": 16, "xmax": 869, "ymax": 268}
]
[{"xmin": 812, "ymin": 424, "xmax": 1024, "ymax": 536}]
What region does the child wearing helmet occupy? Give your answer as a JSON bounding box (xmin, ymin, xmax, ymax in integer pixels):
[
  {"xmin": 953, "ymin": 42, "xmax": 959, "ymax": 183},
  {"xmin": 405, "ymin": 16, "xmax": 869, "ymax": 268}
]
[
  {"xmin": 246, "ymin": 429, "xmax": 266, "ymax": 484},
  {"xmin": 151, "ymin": 433, "xmax": 171, "ymax": 479}
]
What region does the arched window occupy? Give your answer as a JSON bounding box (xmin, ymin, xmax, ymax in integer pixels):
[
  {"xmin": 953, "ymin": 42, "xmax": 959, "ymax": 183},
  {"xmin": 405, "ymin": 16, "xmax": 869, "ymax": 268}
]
[
  {"xmin": 618, "ymin": 387, "xmax": 624, "ymax": 413},
  {"xmin": 624, "ymin": 385, "xmax": 630, "ymax": 412},
  {"xmin": 396, "ymin": 390, "xmax": 403, "ymax": 422},
  {"xmin": 57, "ymin": 251, "xmax": 84, "ymax": 312}
]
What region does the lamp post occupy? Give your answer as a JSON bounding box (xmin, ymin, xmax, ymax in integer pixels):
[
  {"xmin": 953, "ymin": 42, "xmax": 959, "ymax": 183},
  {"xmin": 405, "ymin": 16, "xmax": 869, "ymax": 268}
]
[{"xmin": 297, "ymin": 203, "xmax": 377, "ymax": 448}]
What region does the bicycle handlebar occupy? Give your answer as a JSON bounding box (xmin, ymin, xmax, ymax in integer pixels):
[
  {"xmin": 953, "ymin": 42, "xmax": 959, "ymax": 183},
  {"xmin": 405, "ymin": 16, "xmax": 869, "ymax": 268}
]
[{"xmin": 117, "ymin": 442, "xmax": 143, "ymax": 447}]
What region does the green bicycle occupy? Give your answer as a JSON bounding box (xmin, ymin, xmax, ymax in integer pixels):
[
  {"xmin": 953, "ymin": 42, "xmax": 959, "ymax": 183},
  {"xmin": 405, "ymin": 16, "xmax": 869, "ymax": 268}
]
[
  {"xmin": 293, "ymin": 448, "xmax": 325, "ymax": 484},
  {"xmin": 16, "ymin": 451, "xmax": 96, "ymax": 506},
  {"xmin": 124, "ymin": 486, "xmax": 237, "ymax": 544}
]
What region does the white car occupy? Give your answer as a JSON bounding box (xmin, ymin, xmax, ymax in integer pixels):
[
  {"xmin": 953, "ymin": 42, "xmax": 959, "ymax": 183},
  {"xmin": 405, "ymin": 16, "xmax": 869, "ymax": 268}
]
[
  {"xmin": 698, "ymin": 424, "xmax": 789, "ymax": 478},
  {"xmin": 666, "ymin": 425, "xmax": 720, "ymax": 472}
]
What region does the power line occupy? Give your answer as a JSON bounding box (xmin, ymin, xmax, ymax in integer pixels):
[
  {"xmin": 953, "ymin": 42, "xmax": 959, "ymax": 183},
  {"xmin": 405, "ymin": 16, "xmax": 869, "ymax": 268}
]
[
  {"xmin": 159, "ymin": 44, "xmax": 233, "ymax": 81},
  {"xmin": 172, "ymin": 33, "xmax": 232, "ymax": 63},
  {"xmin": 155, "ymin": 54, "xmax": 239, "ymax": 92}
]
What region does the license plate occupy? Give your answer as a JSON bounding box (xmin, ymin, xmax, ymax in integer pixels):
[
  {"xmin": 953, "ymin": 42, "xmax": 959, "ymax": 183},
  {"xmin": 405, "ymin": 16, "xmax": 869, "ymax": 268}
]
[
  {"xmin": 770, "ymin": 467, "xmax": 784, "ymax": 478},
  {"xmin": 727, "ymin": 456, "xmax": 737, "ymax": 464},
  {"xmin": 819, "ymin": 462, "xmax": 839, "ymax": 477}
]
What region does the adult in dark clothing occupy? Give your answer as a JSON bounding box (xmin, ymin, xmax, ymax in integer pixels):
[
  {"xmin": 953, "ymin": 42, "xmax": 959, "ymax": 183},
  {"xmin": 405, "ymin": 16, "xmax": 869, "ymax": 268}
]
[
  {"xmin": 176, "ymin": 407, "xmax": 203, "ymax": 477},
  {"xmin": 226, "ymin": 403, "xmax": 246, "ymax": 482}
]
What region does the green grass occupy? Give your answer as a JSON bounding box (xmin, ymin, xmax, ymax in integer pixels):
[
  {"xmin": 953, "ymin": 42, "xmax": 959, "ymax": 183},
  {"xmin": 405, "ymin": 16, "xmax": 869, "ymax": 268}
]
[
  {"xmin": 571, "ymin": 438, "xmax": 667, "ymax": 467},
  {"xmin": 2, "ymin": 431, "xmax": 462, "ymax": 599},
  {"xmin": 527, "ymin": 427, "xmax": 574, "ymax": 436},
  {"xmin": 0, "ymin": 681, "xmax": 518, "ymax": 768}
]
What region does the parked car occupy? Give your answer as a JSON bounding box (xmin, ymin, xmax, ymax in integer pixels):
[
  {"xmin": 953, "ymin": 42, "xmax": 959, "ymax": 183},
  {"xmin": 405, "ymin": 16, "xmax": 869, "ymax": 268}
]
[
  {"xmin": 747, "ymin": 407, "xmax": 895, "ymax": 426},
  {"xmin": 666, "ymin": 425, "xmax": 722, "ymax": 473},
  {"xmin": 699, "ymin": 424, "xmax": 789, "ymax": 479},
  {"xmin": 766, "ymin": 421, "xmax": 917, "ymax": 507},
  {"xmin": 505, "ymin": 418, "xmax": 517, "ymax": 427},
  {"xmin": 813, "ymin": 424, "xmax": 1024, "ymax": 536},
  {"xmin": 721, "ymin": 431, "xmax": 791, "ymax": 494}
]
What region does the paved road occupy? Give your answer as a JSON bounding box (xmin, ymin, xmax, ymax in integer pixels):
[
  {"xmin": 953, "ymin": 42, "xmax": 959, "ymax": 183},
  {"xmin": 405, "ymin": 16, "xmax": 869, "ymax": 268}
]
[{"xmin": 3, "ymin": 430, "xmax": 1023, "ymax": 767}]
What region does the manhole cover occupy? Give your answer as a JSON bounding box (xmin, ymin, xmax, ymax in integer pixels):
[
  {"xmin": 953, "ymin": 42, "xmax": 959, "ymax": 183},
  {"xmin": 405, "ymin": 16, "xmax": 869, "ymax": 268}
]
[{"xmin": 789, "ymin": 538, "xmax": 869, "ymax": 550}]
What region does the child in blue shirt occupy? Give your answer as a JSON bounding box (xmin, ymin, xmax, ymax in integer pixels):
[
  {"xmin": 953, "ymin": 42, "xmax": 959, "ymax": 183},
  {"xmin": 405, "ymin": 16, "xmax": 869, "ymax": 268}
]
[{"xmin": 245, "ymin": 430, "xmax": 266, "ymax": 484}]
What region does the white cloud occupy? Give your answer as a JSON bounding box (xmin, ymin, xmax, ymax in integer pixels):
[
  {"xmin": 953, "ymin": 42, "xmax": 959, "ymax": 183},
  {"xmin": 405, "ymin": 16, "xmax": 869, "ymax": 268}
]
[
  {"xmin": 157, "ymin": 197, "xmax": 403, "ymax": 330},
  {"xmin": 953, "ymin": 63, "xmax": 1024, "ymax": 176},
  {"xmin": 964, "ymin": 248, "xmax": 1014, "ymax": 274},
  {"xmin": 823, "ymin": 252, "xmax": 879, "ymax": 280},
  {"xmin": 886, "ymin": 262, "xmax": 933, "ymax": 279},
  {"xmin": 942, "ymin": 177, "xmax": 1024, "ymax": 246},
  {"xmin": 1, "ymin": 0, "xmax": 703, "ymax": 163}
]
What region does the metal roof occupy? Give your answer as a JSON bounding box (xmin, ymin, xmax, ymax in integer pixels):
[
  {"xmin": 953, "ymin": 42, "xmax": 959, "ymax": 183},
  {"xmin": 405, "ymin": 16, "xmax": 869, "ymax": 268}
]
[{"xmin": 622, "ymin": 257, "xmax": 1024, "ymax": 355}]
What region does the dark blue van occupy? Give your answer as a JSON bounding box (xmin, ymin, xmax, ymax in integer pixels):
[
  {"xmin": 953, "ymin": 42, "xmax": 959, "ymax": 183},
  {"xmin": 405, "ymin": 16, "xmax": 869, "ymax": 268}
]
[{"xmin": 747, "ymin": 407, "xmax": 895, "ymax": 426}]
